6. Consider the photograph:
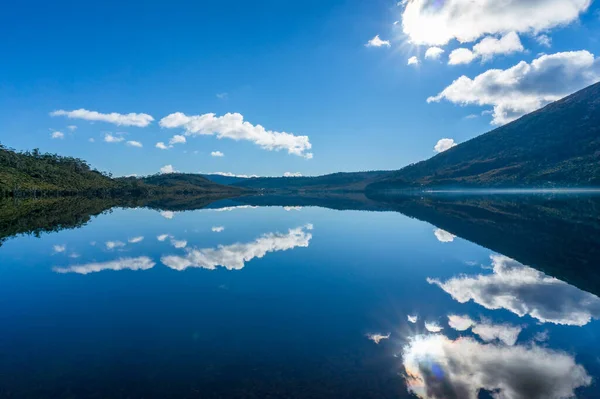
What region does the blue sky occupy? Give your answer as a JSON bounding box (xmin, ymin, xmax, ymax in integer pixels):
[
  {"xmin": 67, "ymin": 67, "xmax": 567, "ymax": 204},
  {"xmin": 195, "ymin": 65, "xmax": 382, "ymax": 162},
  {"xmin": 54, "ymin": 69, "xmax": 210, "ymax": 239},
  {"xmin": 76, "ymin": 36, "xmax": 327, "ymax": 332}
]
[{"xmin": 1, "ymin": 0, "xmax": 599, "ymax": 177}]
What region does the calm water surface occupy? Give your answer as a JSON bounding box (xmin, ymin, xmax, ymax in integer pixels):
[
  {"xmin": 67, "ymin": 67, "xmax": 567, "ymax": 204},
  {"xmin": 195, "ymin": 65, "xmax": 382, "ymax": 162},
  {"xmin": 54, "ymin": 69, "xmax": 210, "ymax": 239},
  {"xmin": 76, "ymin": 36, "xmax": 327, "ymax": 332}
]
[{"xmin": 0, "ymin": 198, "xmax": 599, "ymax": 398}]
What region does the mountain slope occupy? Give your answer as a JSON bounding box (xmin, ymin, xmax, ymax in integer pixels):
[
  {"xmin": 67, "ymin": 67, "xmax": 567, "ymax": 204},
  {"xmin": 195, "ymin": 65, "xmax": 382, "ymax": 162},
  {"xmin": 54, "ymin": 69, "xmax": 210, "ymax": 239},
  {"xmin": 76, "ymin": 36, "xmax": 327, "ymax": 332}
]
[
  {"xmin": 217, "ymin": 171, "xmax": 391, "ymax": 192},
  {"xmin": 368, "ymin": 81, "xmax": 600, "ymax": 190}
]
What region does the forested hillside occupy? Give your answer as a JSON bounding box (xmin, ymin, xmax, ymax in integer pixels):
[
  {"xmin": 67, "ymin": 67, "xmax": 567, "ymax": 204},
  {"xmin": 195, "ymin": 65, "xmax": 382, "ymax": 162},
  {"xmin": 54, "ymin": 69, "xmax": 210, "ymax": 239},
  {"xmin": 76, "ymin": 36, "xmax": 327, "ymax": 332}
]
[{"xmin": 368, "ymin": 82, "xmax": 600, "ymax": 191}]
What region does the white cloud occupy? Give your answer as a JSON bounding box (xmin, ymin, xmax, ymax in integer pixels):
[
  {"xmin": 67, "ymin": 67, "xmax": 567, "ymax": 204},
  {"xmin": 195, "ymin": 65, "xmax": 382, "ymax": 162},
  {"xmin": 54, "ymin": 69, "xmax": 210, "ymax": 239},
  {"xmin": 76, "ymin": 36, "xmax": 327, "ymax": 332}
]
[
  {"xmin": 448, "ymin": 48, "xmax": 476, "ymax": 65},
  {"xmin": 424, "ymin": 321, "xmax": 444, "ymax": 333},
  {"xmin": 447, "ymin": 314, "xmax": 522, "ymax": 346},
  {"xmin": 365, "ymin": 35, "xmax": 391, "ymax": 48},
  {"xmin": 69, "ymin": 252, "xmax": 80, "ymax": 259},
  {"xmin": 473, "ymin": 32, "xmax": 524, "ymax": 61},
  {"xmin": 447, "ymin": 315, "xmax": 474, "ymax": 331},
  {"xmin": 105, "ymin": 241, "xmax": 126, "ymax": 250},
  {"xmin": 53, "ymin": 244, "xmax": 66, "ymax": 253},
  {"xmin": 50, "ymin": 109, "xmax": 154, "ymax": 127},
  {"xmin": 284, "ymin": 206, "xmax": 302, "ymax": 211},
  {"xmin": 407, "ymin": 315, "xmax": 418, "ymax": 324},
  {"xmin": 434, "ymin": 228, "xmax": 456, "ymax": 242},
  {"xmin": 156, "ymin": 142, "xmax": 170, "ymax": 150},
  {"xmin": 536, "ymin": 34, "xmax": 552, "ymax": 47},
  {"xmin": 402, "ymin": 334, "xmax": 591, "ymax": 399},
  {"xmin": 212, "ymin": 226, "xmax": 225, "ymax": 233},
  {"xmin": 126, "ymin": 140, "xmax": 143, "ymax": 148},
  {"xmin": 216, "ymin": 92, "xmax": 228, "ymax": 100},
  {"xmin": 428, "ymin": 50, "xmax": 600, "ymax": 125},
  {"xmin": 160, "ymin": 211, "xmax": 175, "ymax": 219},
  {"xmin": 128, "ymin": 236, "xmax": 144, "ymax": 244},
  {"xmin": 201, "ymin": 172, "xmax": 258, "ymax": 178},
  {"xmin": 157, "ymin": 234, "xmax": 171, "ymax": 241},
  {"xmin": 159, "ymin": 112, "xmax": 313, "ymax": 158},
  {"xmin": 169, "ymin": 135, "xmax": 186, "ymax": 145},
  {"xmin": 67, "ymin": 125, "xmax": 77, "ymax": 131},
  {"xmin": 51, "ymin": 131, "xmax": 64, "ymax": 139},
  {"xmin": 428, "ymin": 255, "xmax": 600, "ymax": 326},
  {"xmin": 170, "ymin": 238, "xmax": 187, "ymax": 249},
  {"xmin": 400, "ymin": 0, "xmax": 592, "ymax": 46},
  {"xmin": 211, "ymin": 151, "xmax": 224, "ymax": 157},
  {"xmin": 434, "ymin": 138, "xmax": 457, "ymax": 153},
  {"xmin": 472, "ymin": 322, "xmax": 522, "ymax": 346},
  {"xmin": 88, "ymin": 138, "xmax": 95, "ymax": 143},
  {"xmin": 450, "ymin": 32, "xmax": 525, "ymax": 65},
  {"xmin": 283, "ymin": 172, "xmax": 302, "ymax": 177},
  {"xmin": 160, "ymin": 165, "xmax": 176, "ymax": 174},
  {"xmin": 424, "ymin": 47, "xmax": 444, "ymax": 60},
  {"xmin": 104, "ymin": 133, "xmax": 125, "ymax": 143},
  {"xmin": 161, "ymin": 224, "xmax": 313, "ymax": 271},
  {"xmin": 408, "ymin": 56, "xmax": 419, "ymax": 65},
  {"xmin": 366, "ymin": 333, "xmax": 390, "ymax": 344},
  {"xmin": 53, "ymin": 256, "xmax": 155, "ymax": 275}
]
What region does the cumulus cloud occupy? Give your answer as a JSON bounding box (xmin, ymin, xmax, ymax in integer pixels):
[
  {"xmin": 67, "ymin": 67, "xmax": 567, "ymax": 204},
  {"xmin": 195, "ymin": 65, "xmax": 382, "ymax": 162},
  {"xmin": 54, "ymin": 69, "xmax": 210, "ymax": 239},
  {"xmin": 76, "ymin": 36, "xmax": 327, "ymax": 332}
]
[
  {"xmin": 160, "ymin": 211, "xmax": 175, "ymax": 219},
  {"xmin": 434, "ymin": 228, "xmax": 456, "ymax": 242},
  {"xmin": 159, "ymin": 112, "xmax": 313, "ymax": 158},
  {"xmin": 408, "ymin": 56, "xmax": 419, "ymax": 65},
  {"xmin": 473, "ymin": 32, "xmax": 524, "ymax": 61},
  {"xmin": 51, "ymin": 131, "xmax": 64, "ymax": 139},
  {"xmin": 448, "ymin": 48, "xmax": 476, "ymax": 65},
  {"xmin": 434, "ymin": 138, "xmax": 457, "ymax": 153},
  {"xmin": 128, "ymin": 236, "xmax": 144, "ymax": 243},
  {"xmin": 169, "ymin": 135, "xmax": 186, "ymax": 145},
  {"xmin": 365, "ymin": 35, "xmax": 391, "ymax": 48},
  {"xmin": 428, "ymin": 50, "xmax": 600, "ymax": 125},
  {"xmin": 447, "ymin": 314, "xmax": 474, "ymax": 331},
  {"xmin": 283, "ymin": 172, "xmax": 302, "ymax": 177},
  {"xmin": 212, "ymin": 226, "xmax": 225, "ymax": 233},
  {"xmin": 105, "ymin": 241, "xmax": 125, "ymax": 250},
  {"xmin": 472, "ymin": 322, "xmax": 522, "ymax": 346},
  {"xmin": 428, "ymin": 255, "xmax": 600, "ymax": 326},
  {"xmin": 201, "ymin": 172, "xmax": 257, "ymax": 178},
  {"xmin": 170, "ymin": 238, "xmax": 187, "ymax": 249},
  {"xmin": 449, "ymin": 32, "xmax": 524, "ymax": 65},
  {"xmin": 67, "ymin": 125, "xmax": 77, "ymax": 131},
  {"xmin": 161, "ymin": 224, "xmax": 313, "ymax": 271},
  {"xmin": 402, "ymin": 334, "xmax": 591, "ymax": 399},
  {"xmin": 157, "ymin": 234, "xmax": 170, "ymax": 241},
  {"xmin": 211, "ymin": 151, "xmax": 224, "ymax": 157},
  {"xmin": 50, "ymin": 109, "xmax": 154, "ymax": 127},
  {"xmin": 408, "ymin": 315, "xmax": 418, "ymax": 324},
  {"xmin": 53, "ymin": 244, "xmax": 66, "ymax": 253},
  {"xmin": 160, "ymin": 165, "xmax": 176, "ymax": 174},
  {"xmin": 104, "ymin": 133, "xmax": 125, "ymax": 143},
  {"xmin": 126, "ymin": 140, "xmax": 143, "ymax": 148},
  {"xmin": 53, "ymin": 256, "xmax": 155, "ymax": 275},
  {"xmin": 156, "ymin": 142, "xmax": 170, "ymax": 150},
  {"xmin": 424, "ymin": 47, "xmax": 444, "ymax": 60},
  {"xmin": 424, "ymin": 322, "xmax": 444, "ymax": 333},
  {"xmin": 400, "ymin": 0, "xmax": 592, "ymax": 46},
  {"xmin": 447, "ymin": 314, "xmax": 522, "ymax": 346},
  {"xmin": 366, "ymin": 333, "xmax": 391, "ymax": 344}
]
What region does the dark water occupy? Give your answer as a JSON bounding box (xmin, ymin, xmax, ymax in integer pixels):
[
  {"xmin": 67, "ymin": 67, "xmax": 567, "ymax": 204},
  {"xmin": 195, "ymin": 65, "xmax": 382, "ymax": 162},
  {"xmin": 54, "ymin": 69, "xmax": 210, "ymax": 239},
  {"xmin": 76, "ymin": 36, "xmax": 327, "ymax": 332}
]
[{"xmin": 1, "ymin": 195, "xmax": 599, "ymax": 398}]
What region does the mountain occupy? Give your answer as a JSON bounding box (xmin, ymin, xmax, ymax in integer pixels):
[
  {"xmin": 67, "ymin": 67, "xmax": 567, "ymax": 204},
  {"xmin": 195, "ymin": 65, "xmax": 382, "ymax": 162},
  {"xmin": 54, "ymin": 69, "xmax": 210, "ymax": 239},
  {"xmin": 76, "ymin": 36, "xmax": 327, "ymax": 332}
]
[
  {"xmin": 368, "ymin": 82, "xmax": 600, "ymax": 191},
  {"xmin": 0, "ymin": 145, "xmax": 118, "ymax": 195},
  {"xmin": 0, "ymin": 145, "xmax": 244, "ymax": 197},
  {"xmin": 205, "ymin": 171, "xmax": 391, "ymax": 192}
]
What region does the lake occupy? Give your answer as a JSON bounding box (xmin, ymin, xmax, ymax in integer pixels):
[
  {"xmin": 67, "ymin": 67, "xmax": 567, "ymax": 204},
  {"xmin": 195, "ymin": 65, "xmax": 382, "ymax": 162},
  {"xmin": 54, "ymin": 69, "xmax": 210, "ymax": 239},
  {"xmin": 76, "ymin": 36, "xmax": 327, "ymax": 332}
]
[{"xmin": 1, "ymin": 194, "xmax": 599, "ymax": 398}]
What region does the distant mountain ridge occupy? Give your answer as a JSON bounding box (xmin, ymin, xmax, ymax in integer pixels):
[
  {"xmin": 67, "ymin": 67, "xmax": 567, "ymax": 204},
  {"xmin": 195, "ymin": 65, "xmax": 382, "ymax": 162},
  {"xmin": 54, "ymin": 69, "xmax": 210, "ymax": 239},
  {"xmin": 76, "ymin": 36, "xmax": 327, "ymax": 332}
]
[{"xmin": 367, "ymin": 82, "xmax": 600, "ymax": 191}]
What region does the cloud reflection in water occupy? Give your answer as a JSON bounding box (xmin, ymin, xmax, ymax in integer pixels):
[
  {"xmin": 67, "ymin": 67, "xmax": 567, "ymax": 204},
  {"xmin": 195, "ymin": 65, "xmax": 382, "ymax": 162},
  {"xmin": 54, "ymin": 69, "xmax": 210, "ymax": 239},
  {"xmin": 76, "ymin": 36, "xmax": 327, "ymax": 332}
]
[
  {"xmin": 161, "ymin": 224, "xmax": 313, "ymax": 271},
  {"xmin": 428, "ymin": 255, "xmax": 600, "ymax": 326}
]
